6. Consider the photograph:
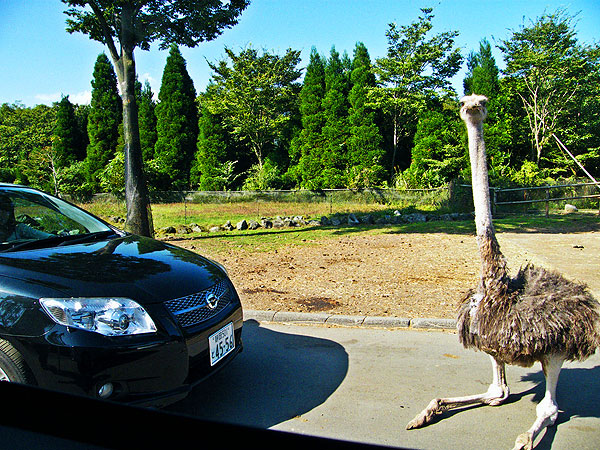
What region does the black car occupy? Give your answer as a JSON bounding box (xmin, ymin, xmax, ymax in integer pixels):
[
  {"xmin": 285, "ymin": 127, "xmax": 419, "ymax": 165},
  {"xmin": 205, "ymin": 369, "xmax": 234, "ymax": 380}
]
[{"xmin": 0, "ymin": 183, "xmax": 243, "ymax": 406}]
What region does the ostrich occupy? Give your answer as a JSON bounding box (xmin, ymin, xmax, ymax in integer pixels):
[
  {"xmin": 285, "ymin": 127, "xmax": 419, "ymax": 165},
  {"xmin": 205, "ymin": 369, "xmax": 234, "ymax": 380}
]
[{"xmin": 406, "ymin": 94, "xmax": 600, "ymax": 450}]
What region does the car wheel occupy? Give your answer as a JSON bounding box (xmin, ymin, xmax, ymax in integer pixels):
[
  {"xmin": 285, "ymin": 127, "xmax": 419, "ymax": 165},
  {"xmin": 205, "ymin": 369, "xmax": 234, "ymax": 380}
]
[{"xmin": 0, "ymin": 339, "xmax": 33, "ymax": 384}]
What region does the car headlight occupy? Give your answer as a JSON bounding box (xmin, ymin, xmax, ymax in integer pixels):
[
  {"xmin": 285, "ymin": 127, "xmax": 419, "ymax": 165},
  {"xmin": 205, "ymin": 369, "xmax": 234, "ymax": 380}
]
[{"xmin": 40, "ymin": 298, "xmax": 157, "ymax": 336}]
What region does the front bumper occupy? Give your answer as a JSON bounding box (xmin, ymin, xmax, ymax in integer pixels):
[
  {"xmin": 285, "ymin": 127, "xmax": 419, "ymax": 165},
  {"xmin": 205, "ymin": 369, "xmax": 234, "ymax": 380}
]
[{"xmin": 15, "ymin": 304, "xmax": 243, "ymax": 407}]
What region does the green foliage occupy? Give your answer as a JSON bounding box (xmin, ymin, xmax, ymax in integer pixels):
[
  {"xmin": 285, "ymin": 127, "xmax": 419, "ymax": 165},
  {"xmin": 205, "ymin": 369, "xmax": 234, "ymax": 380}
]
[
  {"xmin": 290, "ymin": 48, "xmax": 327, "ymax": 189},
  {"xmin": 499, "ymin": 9, "xmax": 600, "ymax": 169},
  {"xmin": 405, "ymin": 102, "xmax": 465, "ymax": 188},
  {"xmin": 319, "ymin": 47, "xmax": 351, "ymax": 188},
  {"xmin": 99, "ymin": 151, "xmax": 125, "ymax": 195},
  {"xmin": 463, "ymin": 39, "xmax": 499, "ymax": 98},
  {"xmin": 370, "ymin": 7, "xmax": 463, "ymax": 171},
  {"xmin": 204, "ymin": 45, "xmax": 302, "ymax": 188},
  {"xmin": 85, "ymin": 53, "xmax": 121, "ymax": 189},
  {"xmin": 242, "ymin": 159, "xmax": 282, "ymax": 191},
  {"xmin": 154, "ymin": 45, "xmax": 198, "ymax": 190},
  {"xmin": 192, "ymin": 103, "xmax": 242, "ymax": 191},
  {"xmin": 346, "ymin": 42, "xmax": 385, "ymax": 188},
  {"xmin": 54, "ymin": 95, "xmax": 85, "ymax": 166},
  {"xmin": 137, "ymin": 80, "xmax": 157, "ymax": 162}
]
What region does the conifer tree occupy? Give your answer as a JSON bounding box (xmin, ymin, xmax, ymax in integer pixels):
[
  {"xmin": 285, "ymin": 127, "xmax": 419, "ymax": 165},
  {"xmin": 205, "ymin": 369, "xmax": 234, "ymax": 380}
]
[
  {"xmin": 54, "ymin": 95, "xmax": 84, "ymax": 167},
  {"xmin": 86, "ymin": 53, "xmax": 121, "ymax": 189},
  {"xmin": 154, "ymin": 45, "xmax": 198, "ymax": 190},
  {"xmin": 137, "ymin": 80, "xmax": 157, "ymax": 162},
  {"xmin": 347, "ymin": 42, "xmax": 385, "ymax": 187},
  {"xmin": 291, "ymin": 47, "xmax": 327, "ymax": 189},
  {"xmin": 463, "ymin": 39, "xmax": 499, "ymax": 98},
  {"xmin": 320, "ymin": 47, "xmax": 350, "ymax": 188}
]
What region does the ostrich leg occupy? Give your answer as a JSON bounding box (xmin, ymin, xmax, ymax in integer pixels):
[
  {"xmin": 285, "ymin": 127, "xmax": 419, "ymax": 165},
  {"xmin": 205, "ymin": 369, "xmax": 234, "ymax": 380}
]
[
  {"xmin": 512, "ymin": 355, "xmax": 564, "ymax": 450},
  {"xmin": 407, "ymin": 356, "xmax": 509, "ymax": 429}
]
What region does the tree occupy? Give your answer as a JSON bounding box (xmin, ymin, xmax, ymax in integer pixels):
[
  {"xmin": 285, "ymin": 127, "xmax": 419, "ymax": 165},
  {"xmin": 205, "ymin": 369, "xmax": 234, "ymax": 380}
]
[
  {"xmin": 63, "ymin": 0, "xmax": 249, "ymax": 236},
  {"xmin": 154, "ymin": 45, "xmax": 198, "ymax": 190},
  {"xmin": 370, "ymin": 7, "xmax": 462, "ymax": 174},
  {"xmin": 290, "ymin": 47, "xmax": 327, "ymax": 189},
  {"xmin": 85, "ymin": 53, "xmax": 121, "ymax": 189},
  {"xmin": 319, "ymin": 47, "xmax": 351, "ymax": 188},
  {"xmin": 137, "ymin": 80, "xmax": 157, "ymax": 162},
  {"xmin": 0, "ymin": 103, "xmax": 56, "ymax": 186},
  {"xmin": 346, "ymin": 42, "xmax": 385, "ymax": 187},
  {"xmin": 54, "ymin": 95, "xmax": 85, "ymax": 167},
  {"xmin": 499, "ymin": 9, "xmax": 600, "ymax": 170},
  {"xmin": 205, "ymin": 45, "xmax": 302, "ymax": 189},
  {"xmin": 192, "ymin": 101, "xmax": 238, "ymax": 191},
  {"xmin": 405, "ymin": 100, "xmax": 465, "ymax": 188},
  {"xmin": 463, "ymin": 39, "xmax": 499, "ymax": 98}
]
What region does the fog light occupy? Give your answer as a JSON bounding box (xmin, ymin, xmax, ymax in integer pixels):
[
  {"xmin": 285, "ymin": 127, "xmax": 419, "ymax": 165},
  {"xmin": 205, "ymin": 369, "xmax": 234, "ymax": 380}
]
[{"xmin": 98, "ymin": 382, "xmax": 114, "ymax": 399}]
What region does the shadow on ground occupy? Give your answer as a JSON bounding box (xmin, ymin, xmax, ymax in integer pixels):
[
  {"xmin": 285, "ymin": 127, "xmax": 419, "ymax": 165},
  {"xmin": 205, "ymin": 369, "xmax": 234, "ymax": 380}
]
[{"xmin": 165, "ymin": 319, "xmax": 349, "ymax": 428}]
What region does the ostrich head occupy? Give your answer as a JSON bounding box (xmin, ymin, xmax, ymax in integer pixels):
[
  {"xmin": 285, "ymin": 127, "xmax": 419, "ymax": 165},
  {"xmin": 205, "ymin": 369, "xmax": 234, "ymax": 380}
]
[{"xmin": 460, "ymin": 94, "xmax": 488, "ymax": 124}]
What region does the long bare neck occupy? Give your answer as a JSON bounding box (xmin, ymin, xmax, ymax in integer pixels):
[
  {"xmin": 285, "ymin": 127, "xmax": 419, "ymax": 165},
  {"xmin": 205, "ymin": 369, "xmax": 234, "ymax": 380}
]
[{"xmin": 466, "ymin": 119, "xmax": 507, "ymax": 285}]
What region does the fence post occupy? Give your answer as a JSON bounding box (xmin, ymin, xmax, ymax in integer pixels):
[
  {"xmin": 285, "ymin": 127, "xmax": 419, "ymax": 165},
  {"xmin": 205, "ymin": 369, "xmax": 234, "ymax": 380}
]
[{"xmin": 545, "ymin": 187, "xmax": 550, "ymax": 218}]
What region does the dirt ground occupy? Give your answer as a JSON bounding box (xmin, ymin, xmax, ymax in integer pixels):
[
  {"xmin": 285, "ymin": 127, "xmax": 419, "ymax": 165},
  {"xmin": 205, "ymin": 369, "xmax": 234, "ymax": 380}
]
[{"xmin": 166, "ymin": 229, "xmax": 599, "ymax": 320}]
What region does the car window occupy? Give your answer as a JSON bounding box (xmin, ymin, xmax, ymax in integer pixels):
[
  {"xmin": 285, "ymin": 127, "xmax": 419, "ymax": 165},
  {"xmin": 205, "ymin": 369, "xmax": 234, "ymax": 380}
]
[{"xmin": 0, "ymin": 188, "xmax": 111, "ymax": 244}]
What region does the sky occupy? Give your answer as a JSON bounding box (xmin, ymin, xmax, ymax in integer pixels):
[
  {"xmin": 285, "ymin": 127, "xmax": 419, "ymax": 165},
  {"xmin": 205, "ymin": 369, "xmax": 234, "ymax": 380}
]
[{"xmin": 0, "ymin": 0, "xmax": 598, "ymax": 107}]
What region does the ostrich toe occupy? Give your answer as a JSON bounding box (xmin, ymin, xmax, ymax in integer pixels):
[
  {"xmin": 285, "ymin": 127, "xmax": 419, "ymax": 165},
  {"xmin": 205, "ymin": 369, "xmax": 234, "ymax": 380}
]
[
  {"xmin": 512, "ymin": 432, "xmax": 533, "ymax": 450},
  {"xmin": 406, "ymin": 398, "xmax": 443, "ymax": 429}
]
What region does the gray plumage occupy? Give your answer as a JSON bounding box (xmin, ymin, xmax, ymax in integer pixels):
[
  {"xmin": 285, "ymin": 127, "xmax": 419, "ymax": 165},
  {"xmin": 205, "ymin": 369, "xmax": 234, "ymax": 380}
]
[{"xmin": 458, "ymin": 262, "xmax": 600, "ymax": 367}]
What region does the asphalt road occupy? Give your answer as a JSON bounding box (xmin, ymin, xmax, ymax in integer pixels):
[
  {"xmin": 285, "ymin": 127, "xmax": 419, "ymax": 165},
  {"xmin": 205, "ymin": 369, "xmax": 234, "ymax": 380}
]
[{"xmin": 166, "ymin": 319, "xmax": 600, "ymax": 450}]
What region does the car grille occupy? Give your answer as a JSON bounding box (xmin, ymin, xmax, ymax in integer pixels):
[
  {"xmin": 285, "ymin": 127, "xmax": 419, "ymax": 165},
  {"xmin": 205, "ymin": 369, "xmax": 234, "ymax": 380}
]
[{"xmin": 164, "ymin": 280, "xmax": 232, "ymax": 328}]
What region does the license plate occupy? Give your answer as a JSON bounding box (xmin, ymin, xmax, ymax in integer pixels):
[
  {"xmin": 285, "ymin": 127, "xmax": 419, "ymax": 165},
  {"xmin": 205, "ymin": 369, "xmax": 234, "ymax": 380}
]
[{"xmin": 209, "ymin": 322, "xmax": 235, "ymax": 366}]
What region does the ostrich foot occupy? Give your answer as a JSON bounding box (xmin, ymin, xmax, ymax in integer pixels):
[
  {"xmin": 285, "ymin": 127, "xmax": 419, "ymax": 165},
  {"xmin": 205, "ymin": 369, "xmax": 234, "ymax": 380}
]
[
  {"xmin": 512, "ymin": 432, "xmax": 533, "ymax": 450},
  {"xmin": 406, "ymin": 398, "xmax": 443, "ymax": 429}
]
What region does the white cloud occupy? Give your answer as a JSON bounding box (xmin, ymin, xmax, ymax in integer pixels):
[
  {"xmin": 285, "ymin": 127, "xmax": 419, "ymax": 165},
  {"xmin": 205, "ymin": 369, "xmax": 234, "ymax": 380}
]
[
  {"xmin": 71, "ymin": 90, "xmax": 91, "ymax": 105},
  {"xmin": 33, "ymin": 90, "xmax": 91, "ymax": 105},
  {"xmin": 34, "ymin": 92, "xmax": 61, "ymax": 104}
]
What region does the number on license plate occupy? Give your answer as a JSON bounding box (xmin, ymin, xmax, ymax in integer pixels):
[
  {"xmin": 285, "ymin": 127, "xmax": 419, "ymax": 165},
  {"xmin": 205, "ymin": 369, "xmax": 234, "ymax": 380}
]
[{"xmin": 209, "ymin": 322, "xmax": 235, "ymax": 366}]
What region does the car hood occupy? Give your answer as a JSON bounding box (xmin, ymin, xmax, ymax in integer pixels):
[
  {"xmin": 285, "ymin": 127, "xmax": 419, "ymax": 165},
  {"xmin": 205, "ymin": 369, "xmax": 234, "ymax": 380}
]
[{"xmin": 0, "ymin": 234, "xmax": 226, "ymax": 304}]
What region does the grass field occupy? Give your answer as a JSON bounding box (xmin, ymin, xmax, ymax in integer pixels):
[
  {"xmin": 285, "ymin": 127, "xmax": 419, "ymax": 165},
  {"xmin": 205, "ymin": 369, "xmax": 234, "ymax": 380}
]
[{"xmin": 79, "ymin": 200, "xmax": 600, "ymax": 254}]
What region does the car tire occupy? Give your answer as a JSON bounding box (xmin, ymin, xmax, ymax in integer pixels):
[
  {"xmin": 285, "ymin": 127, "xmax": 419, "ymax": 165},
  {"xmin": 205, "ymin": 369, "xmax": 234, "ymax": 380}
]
[{"xmin": 0, "ymin": 339, "xmax": 33, "ymax": 384}]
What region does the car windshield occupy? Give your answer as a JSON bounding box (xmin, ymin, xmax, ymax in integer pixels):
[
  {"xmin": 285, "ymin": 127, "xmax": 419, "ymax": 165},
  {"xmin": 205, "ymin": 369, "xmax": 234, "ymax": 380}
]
[{"xmin": 0, "ymin": 186, "xmax": 113, "ymax": 250}]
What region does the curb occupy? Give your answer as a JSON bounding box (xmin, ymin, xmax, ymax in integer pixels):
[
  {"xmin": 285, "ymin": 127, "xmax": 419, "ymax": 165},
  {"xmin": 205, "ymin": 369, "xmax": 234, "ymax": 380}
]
[{"xmin": 243, "ymin": 310, "xmax": 457, "ymax": 330}]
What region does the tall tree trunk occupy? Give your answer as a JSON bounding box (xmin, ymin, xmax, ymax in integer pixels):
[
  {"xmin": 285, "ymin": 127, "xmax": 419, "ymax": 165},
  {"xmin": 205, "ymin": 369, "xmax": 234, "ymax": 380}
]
[{"xmin": 116, "ymin": 7, "xmax": 154, "ymax": 237}]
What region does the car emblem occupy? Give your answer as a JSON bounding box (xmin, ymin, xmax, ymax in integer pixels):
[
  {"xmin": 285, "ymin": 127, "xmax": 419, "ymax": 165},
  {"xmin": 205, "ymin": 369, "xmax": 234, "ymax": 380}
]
[{"xmin": 205, "ymin": 293, "xmax": 219, "ymax": 310}]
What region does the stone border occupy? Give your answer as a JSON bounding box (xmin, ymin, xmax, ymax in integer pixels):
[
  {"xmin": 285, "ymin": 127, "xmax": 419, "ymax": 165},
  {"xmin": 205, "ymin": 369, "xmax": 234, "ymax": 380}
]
[{"xmin": 243, "ymin": 310, "xmax": 456, "ymax": 330}]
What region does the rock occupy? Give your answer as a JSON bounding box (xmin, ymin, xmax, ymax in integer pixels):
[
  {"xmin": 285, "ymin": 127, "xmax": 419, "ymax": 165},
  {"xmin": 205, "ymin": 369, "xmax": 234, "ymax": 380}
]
[
  {"xmin": 209, "ymin": 226, "xmax": 221, "ymax": 233},
  {"xmin": 236, "ymin": 219, "xmax": 248, "ymax": 230},
  {"xmin": 405, "ymin": 213, "xmax": 427, "ymax": 223},
  {"xmin": 248, "ymin": 220, "xmax": 260, "ymax": 230},
  {"xmin": 360, "ymin": 214, "xmax": 374, "ymax": 224},
  {"xmin": 160, "ymin": 226, "xmax": 176, "ymax": 234},
  {"xmin": 176, "ymin": 225, "xmax": 192, "ymax": 234},
  {"xmin": 293, "ymin": 216, "xmax": 306, "ymax": 226},
  {"xmin": 222, "ymin": 220, "xmax": 234, "ymax": 231},
  {"xmin": 330, "ymin": 217, "xmax": 341, "ymax": 227},
  {"xmin": 261, "ymin": 218, "xmax": 273, "ymax": 228},
  {"xmin": 348, "ymin": 213, "xmax": 360, "ymax": 225},
  {"xmin": 565, "ymin": 204, "xmax": 578, "ymax": 213},
  {"xmin": 320, "ymin": 216, "xmax": 331, "ymax": 226}
]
